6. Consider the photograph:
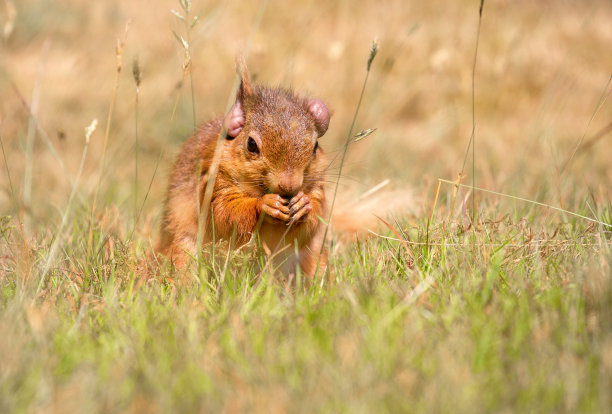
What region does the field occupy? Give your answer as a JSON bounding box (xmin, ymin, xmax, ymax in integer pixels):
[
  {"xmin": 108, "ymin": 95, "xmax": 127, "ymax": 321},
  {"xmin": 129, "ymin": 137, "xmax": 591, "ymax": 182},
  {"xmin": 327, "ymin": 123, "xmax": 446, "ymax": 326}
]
[{"xmin": 1, "ymin": 0, "xmax": 612, "ymax": 412}]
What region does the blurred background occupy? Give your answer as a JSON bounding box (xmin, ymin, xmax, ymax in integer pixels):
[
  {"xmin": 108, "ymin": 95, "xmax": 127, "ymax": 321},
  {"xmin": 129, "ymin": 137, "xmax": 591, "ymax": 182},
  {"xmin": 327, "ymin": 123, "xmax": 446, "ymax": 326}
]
[{"xmin": 1, "ymin": 0, "xmax": 611, "ymax": 237}]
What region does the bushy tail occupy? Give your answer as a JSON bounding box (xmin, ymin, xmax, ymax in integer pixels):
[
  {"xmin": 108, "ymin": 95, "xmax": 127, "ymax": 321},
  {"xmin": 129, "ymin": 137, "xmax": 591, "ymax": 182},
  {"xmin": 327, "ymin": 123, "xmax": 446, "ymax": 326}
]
[{"xmin": 329, "ymin": 181, "xmax": 419, "ymax": 242}]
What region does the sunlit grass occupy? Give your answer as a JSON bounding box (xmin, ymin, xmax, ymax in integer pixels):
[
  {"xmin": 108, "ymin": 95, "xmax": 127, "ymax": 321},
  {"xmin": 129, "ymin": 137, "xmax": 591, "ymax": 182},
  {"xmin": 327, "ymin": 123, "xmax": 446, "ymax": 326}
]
[{"xmin": 1, "ymin": 202, "xmax": 610, "ymax": 412}]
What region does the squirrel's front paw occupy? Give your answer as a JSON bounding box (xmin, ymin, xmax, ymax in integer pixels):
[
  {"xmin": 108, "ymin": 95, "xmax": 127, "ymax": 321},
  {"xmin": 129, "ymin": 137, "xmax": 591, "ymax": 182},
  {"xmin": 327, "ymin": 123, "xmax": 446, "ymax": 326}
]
[
  {"xmin": 288, "ymin": 191, "xmax": 312, "ymax": 224},
  {"xmin": 258, "ymin": 194, "xmax": 291, "ymax": 223}
]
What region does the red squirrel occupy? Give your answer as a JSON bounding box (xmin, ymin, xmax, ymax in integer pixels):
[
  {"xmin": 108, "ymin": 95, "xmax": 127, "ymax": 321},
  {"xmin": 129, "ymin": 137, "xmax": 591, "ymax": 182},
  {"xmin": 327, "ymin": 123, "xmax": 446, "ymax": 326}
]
[{"xmin": 157, "ymin": 61, "xmax": 330, "ymax": 277}]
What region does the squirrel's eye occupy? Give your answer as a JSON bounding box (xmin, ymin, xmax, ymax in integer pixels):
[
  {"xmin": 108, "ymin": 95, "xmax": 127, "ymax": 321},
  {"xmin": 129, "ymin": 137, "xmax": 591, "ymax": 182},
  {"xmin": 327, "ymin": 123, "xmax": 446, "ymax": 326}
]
[
  {"xmin": 313, "ymin": 141, "xmax": 319, "ymax": 155},
  {"xmin": 247, "ymin": 137, "xmax": 259, "ymax": 154}
]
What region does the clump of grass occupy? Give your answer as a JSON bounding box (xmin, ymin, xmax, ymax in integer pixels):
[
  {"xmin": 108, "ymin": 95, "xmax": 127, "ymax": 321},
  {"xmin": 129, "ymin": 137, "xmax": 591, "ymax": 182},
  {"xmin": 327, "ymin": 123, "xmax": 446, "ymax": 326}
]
[{"xmin": 1, "ymin": 200, "xmax": 610, "ymax": 412}]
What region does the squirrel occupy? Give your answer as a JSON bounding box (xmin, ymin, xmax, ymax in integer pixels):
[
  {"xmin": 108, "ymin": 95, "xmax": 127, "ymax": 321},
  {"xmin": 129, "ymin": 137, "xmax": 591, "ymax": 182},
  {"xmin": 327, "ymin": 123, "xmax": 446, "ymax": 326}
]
[{"xmin": 157, "ymin": 61, "xmax": 331, "ymax": 277}]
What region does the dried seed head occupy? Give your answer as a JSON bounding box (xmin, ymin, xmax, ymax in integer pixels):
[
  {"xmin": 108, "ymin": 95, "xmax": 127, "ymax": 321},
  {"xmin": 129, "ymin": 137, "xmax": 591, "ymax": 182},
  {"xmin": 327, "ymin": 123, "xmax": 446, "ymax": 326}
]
[
  {"xmin": 3, "ymin": 0, "xmax": 16, "ymax": 39},
  {"xmin": 191, "ymin": 15, "xmax": 199, "ymax": 28},
  {"xmin": 115, "ymin": 39, "xmax": 123, "ymax": 72},
  {"xmin": 353, "ymin": 128, "xmax": 377, "ymax": 143},
  {"xmin": 132, "ymin": 58, "xmax": 142, "ymax": 88},
  {"xmin": 84, "ymin": 119, "xmax": 98, "ymax": 144},
  {"xmin": 182, "ymin": 49, "xmax": 191, "ymax": 73},
  {"xmin": 115, "ymin": 20, "xmax": 131, "ymax": 73},
  {"xmin": 180, "ymin": 0, "xmax": 191, "ymax": 13},
  {"xmin": 367, "ymin": 38, "xmax": 379, "ymax": 71},
  {"xmin": 170, "ymin": 9, "xmax": 185, "ymax": 20}
]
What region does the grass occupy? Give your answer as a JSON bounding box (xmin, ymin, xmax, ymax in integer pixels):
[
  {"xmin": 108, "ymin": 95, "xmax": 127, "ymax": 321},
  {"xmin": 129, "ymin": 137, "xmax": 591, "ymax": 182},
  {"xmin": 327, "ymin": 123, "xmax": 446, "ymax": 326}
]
[
  {"xmin": 1, "ymin": 206, "xmax": 610, "ymax": 412},
  {"xmin": 1, "ymin": 0, "xmax": 612, "ymax": 412}
]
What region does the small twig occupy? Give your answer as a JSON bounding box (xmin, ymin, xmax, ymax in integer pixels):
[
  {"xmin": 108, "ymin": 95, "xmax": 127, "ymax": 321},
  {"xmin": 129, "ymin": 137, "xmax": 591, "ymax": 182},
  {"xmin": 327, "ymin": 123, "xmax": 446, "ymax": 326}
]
[
  {"xmin": 438, "ymin": 178, "xmax": 612, "ymax": 229},
  {"xmin": 369, "ymin": 230, "xmax": 605, "ymax": 248},
  {"xmin": 358, "ymin": 179, "xmax": 389, "ymax": 201},
  {"xmin": 575, "ymin": 121, "xmax": 612, "ymax": 155}
]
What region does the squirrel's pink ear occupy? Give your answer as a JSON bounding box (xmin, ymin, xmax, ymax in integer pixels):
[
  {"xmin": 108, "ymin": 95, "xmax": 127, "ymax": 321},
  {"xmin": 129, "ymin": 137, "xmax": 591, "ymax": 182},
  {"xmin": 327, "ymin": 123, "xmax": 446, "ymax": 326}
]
[
  {"xmin": 223, "ymin": 100, "xmax": 245, "ymax": 138},
  {"xmin": 307, "ymin": 99, "xmax": 330, "ymax": 137},
  {"xmin": 223, "ymin": 58, "xmax": 252, "ymax": 138}
]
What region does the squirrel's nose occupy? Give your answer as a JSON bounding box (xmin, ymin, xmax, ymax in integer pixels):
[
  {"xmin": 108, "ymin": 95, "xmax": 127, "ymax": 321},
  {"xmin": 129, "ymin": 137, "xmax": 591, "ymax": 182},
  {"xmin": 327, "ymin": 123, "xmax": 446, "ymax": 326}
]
[{"xmin": 276, "ymin": 171, "xmax": 303, "ymax": 198}]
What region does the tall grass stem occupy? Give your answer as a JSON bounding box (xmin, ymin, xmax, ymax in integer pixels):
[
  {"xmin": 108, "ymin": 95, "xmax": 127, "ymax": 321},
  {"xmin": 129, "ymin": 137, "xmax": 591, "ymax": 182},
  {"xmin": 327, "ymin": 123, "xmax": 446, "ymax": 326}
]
[
  {"xmin": 88, "ymin": 23, "xmax": 129, "ymax": 254},
  {"xmin": 23, "ymin": 41, "xmax": 49, "ymax": 232},
  {"xmin": 561, "ymin": 74, "xmax": 611, "ymax": 175},
  {"xmin": 458, "ymin": 0, "xmax": 484, "ymax": 222},
  {"xmin": 195, "ymin": 0, "xmax": 269, "ymax": 275},
  {"xmin": 0, "ymin": 133, "xmax": 28, "ymax": 248},
  {"xmin": 316, "ymin": 40, "xmax": 379, "ymax": 275},
  {"xmin": 37, "ymin": 119, "xmax": 97, "ymax": 296}
]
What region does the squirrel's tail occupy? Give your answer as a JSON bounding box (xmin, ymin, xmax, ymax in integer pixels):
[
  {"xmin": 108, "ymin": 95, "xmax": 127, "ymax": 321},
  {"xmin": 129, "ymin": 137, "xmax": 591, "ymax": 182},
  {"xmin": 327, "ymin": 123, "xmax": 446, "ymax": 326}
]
[{"xmin": 329, "ymin": 181, "xmax": 419, "ymax": 242}]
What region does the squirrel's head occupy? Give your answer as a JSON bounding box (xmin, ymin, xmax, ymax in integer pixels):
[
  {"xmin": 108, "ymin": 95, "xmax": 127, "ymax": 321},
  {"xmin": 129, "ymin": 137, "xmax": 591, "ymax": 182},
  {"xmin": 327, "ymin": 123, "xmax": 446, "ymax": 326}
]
[{"xmin": 223, "ymin": 60, "xmax": 331, "ymax": 198}]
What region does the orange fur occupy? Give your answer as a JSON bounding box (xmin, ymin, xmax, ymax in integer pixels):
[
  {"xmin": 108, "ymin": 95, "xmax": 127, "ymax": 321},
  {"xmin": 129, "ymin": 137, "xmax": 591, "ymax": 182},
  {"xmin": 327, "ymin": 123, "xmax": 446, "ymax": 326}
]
[{"xmin": 157, "ymin": 63, "xmax": 329, "ymax": 277}]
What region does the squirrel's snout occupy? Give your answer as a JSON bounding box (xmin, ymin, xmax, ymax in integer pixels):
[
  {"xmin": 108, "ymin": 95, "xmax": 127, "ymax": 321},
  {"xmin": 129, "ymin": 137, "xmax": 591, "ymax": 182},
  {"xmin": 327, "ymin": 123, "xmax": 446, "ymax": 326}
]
[{"xmin": 275, "ymin": 171, "xmax": 303, "ymax": 198}]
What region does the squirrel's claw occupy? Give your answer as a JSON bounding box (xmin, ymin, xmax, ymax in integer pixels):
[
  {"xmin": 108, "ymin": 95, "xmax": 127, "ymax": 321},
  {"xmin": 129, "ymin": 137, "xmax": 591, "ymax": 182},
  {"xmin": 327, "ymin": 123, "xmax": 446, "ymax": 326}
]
[
  {"xmin": 288, "ymin": 192, "xmax": 312, "ymax": 223},
  {"xmin": 259, "ymin": 194, "xmax": 291, "ymax": 223}
]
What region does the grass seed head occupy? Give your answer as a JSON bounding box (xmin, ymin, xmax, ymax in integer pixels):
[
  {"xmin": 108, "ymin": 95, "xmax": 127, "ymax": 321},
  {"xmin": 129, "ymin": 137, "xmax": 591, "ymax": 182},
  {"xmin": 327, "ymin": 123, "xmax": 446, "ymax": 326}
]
[
  {"xmin": 84, "ymin": 119, "xmax": 98, "ymax": 144},
  {"xmin": 2, "ymin": 0, "xmax": 16, "ymax": 39},
  {"xmin": 132, "ymin": 58, "xmax": 142, "ymax": 88},
  {"xmin": 367, "ymin": 38, "xmax": 379, "ymax": 71}
]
